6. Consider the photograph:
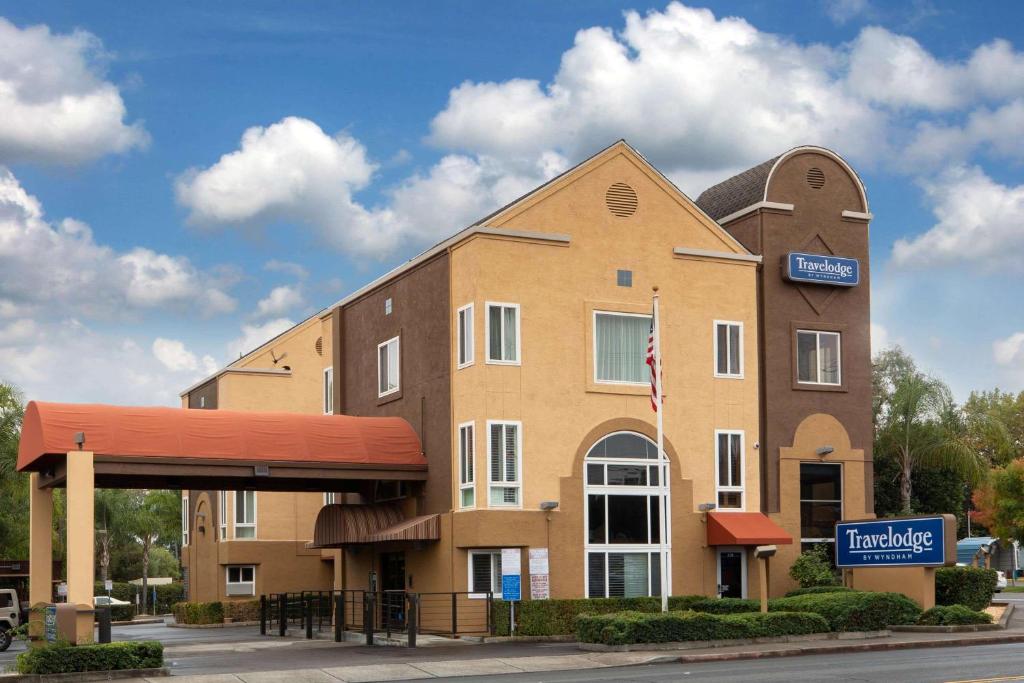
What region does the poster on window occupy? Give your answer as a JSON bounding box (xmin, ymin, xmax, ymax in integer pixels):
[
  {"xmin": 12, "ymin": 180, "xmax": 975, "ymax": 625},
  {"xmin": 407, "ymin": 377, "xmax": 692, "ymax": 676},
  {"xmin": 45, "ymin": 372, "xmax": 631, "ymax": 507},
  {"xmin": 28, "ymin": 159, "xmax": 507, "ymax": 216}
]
[
  {"xmin": 501, "ymin": 548, "xmax": 521, "ymax": 576},
  {"xmin": 528, "ymin": 548, "xmax": 550, "ymax": 600}
]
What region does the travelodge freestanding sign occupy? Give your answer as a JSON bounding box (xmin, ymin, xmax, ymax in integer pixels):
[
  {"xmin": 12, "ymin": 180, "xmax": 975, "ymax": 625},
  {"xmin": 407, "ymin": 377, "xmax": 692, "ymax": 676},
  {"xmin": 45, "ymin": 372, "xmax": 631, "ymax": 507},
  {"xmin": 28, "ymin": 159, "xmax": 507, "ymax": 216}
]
[{"xmin": 835, "ymin": 515, "xmax": 957, "ymax": 568}]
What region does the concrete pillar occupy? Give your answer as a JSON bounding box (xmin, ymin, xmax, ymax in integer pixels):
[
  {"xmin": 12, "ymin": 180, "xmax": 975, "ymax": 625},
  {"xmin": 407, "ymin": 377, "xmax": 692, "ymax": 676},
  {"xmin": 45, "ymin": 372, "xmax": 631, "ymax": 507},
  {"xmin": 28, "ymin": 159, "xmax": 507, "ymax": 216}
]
[
  {"xmin": 29, "ymin": 473, "xmax": 53, "ymax": 607},
  {"xmin": 66, "ymin": 451, "xmax": 95, "ymax": 607}
]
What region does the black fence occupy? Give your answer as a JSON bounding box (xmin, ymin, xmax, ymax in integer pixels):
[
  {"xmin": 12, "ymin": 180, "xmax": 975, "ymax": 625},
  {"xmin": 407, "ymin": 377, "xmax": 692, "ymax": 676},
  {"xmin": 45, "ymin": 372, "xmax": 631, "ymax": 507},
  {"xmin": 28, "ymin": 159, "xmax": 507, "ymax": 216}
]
[{"xmin": 260, "ymin": 589, "xmax": 494, "ymax": 647}]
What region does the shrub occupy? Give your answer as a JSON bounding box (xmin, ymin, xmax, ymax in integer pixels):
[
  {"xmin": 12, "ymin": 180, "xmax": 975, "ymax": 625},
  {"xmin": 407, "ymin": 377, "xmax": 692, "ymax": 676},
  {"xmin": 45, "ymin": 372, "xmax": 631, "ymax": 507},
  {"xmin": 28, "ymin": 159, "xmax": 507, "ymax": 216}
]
[
  {"xmin": 769, "ymin": 591, "xmax": 921, "ymax": 631},
  {"xmin": 576, "ymin": 610, "xmax": 829, "ymax": 645},
  {"xmin": 935, "ymin": 566, "xmax": 998, "ymax": 611},
  {"xmin": 789, "ymin": 545, "xmax": 840, "ymax": 588},
  {"xmin": 917, "ymin": 604, "xmax": 993, "ymax": 626},
  {"xmin": 172, "ymin": 601, "xmax": 224, "ymax": 625},
  {"xmin": 223, "ymin": 599, "xmax": 260, "ymax": 621},
  {"xmin": 684, "ymin": 597, "xmax": 760, "ymax": 614},
  {"xmin": 493, "ymin": 596, "xmax": 705, "ymax": 636},
  {"xmin": 154, "ymin": 583, "xmax": 185, "ymax": 614},
  {"xmin": 785, "ymin": 586, "xmax": 857, "ymax": 598},
  {"xmin": 16, "ymin": 641, "xmax": 163, "ymax": 674}
]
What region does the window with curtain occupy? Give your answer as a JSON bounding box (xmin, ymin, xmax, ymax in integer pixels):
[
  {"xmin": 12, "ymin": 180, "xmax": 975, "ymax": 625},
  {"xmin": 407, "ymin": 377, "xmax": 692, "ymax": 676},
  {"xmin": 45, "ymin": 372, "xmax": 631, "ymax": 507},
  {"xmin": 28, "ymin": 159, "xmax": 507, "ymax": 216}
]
[
  {"xmin": 235, "ymin": 490, "xmax": 256, "ymax": 538},
  {"xmin": 716, "ymin": 431, "xmax": 744, "ymax": 509},
  {"xmin": 487, "ymin": 303, "xmax": 519, "ymax": 363},
  {"xmin": 797, "ymin": 330, "xmax": 841, "ymax": 385},
  {"xmin": 377, "ymin": 336, "xmax": 400, "ymax": 396},
  {"xmin": 715, "ymin": 322, "xmax": 743, "ymax": 377},
  {"xmin": 488, "ymin": 421, "xmax": 520, "ymax": 506},
  {"xmin": 457, "ymin": 304, "xmax": 474, "ymax": 367},
  {"xmin": 459, "ymin": 422, "xmax": 475, "ymax": 508},
  {"xmin": 594, "ymin": 312, "xmax": 651, "ymax": 383}
]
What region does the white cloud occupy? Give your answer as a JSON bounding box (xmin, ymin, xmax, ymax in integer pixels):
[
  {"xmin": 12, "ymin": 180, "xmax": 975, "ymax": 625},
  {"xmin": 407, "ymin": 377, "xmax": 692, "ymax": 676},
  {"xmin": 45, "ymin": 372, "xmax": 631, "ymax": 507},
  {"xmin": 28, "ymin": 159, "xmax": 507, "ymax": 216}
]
[
  {"xmin": 264, "ymin": 259, "xmax": 309, "ymax": 280},
  {"xmin": 891, "ymin": 166, "xmax": 1024, "ymax": 271},
  {"xmin": 227, "ymin": 318, "xmax": 294, "ymax": 361},
  {"xmin": 994, "ymin": 332, "xmax": 1024, "ymax": 367},
  {"xmin": 871, "ymin": 322, "xmax": 891, "ymax": 354},
  {"xmin": 905, "ymin": 100, "xmax": 1024, "ymax": 166},
  {"xmin": 825, "ymin": 0, "xmax": 871, "ymax": 24},
  {"xmin": 152, "ymin": 337, "xmax": 217, "ymax": 375},
  {"xmin": 0, "ymin": 318, "xmax": 36, "ymax": 345},
  {"xmin": 0, "ymin": 167, "xmax": 236, "ymax": 318},
  {"xmin": 0, "ymin": 18, "xmax": 147, "ymax": 165},
  {"xmin": 255, "ymin": 285, "xmax": 303, "ymax": 318}
]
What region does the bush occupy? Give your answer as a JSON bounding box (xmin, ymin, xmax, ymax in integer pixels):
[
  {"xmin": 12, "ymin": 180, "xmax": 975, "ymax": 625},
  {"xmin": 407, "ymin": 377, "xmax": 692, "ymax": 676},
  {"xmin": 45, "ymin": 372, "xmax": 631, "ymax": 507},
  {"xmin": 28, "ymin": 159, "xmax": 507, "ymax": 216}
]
[
  {"xmin": 493, "ymin": 596, "xmax": 706, "ymax": 636},
  {"xmin": 684, "ymin": 597, "xmax": 760, "ymax": 614},
  {"xmin": 918, "ymin": 604, "xmax": 993, "ymax": 626},
  {"xmin": 172, "ymin": 601, "xmax": 223, "ymax": 625},
  {"xmin": 935, "ymin": 566, "xmax": 998, "ymax": 611},
  {"xmin": 154, "ymin": 583, "xmax": 185, "ymax": 614},
  {"xmin": 576, "ymin": 610, "xmax": 829, "ymax": 645},
  {"xmin": 769, "ymin": 591, "xmax": 920, "ymax": 631},
  {"xmin": 223, "ymin": 599, "xmax": 260, "ymax": 621},
  {"xmin": 789, "ymin": 545, "xmax": 840, "ymax": 588},
  {"xmin": 785, "ymin": 586, "xmax": 857, "ymax": 598},
  {"xmin": 16, "ymin": 641, "xmax": 163, "ymax": 674}
]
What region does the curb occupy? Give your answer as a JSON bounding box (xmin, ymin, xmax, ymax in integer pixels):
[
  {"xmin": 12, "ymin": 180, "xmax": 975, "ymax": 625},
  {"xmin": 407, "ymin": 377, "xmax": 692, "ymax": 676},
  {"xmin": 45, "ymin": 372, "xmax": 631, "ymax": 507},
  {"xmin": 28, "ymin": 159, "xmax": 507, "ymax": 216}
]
[
  {"xmin": 0, "ymin": 667, "xmax": 169, "ymax": 682},
  {"xmin": 580, "ymin": 630, "xmax": 889, "ymax": 652}
]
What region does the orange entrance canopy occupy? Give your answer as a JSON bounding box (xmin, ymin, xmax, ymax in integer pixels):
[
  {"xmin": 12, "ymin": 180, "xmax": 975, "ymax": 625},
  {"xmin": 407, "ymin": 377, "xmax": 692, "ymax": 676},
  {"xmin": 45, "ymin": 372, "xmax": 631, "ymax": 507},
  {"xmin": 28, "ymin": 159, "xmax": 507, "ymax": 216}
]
[{"xmin": 707, "ymin": 511, "xmax": 793, "ymax": 546}]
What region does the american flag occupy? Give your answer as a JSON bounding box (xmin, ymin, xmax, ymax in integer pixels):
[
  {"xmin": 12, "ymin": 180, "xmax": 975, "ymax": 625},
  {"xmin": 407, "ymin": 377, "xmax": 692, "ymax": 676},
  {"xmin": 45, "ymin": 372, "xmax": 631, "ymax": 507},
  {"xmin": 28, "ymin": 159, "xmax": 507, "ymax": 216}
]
[{"xmin": 646, "ymin": 309, "xmax": 658, "ymax": 412}]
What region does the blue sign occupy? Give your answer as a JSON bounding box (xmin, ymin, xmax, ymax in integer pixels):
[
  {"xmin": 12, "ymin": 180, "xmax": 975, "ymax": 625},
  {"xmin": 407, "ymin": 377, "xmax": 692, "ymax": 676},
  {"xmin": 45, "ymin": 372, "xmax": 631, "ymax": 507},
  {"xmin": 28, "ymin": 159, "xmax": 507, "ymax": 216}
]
[
  {"xmin": 501, "ymin": 575, "xmax": 521, "ymax": 602},
  {"xmin": 785, "ymin": 252, "xmax": 859, "ymax": 287},
  {"xmin": 44, "ymin": 605, "xmax": 57, "ymax": 642},
  {"xmin": 836, "ymin": 517, "xmax": 948, "ymax": 568}
]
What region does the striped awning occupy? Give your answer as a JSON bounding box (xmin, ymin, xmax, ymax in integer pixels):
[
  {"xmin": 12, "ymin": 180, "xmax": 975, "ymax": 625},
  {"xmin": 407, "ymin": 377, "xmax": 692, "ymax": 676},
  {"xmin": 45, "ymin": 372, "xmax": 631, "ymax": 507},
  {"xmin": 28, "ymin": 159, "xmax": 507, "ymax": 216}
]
[{"xmin": 310, "ymin": 503, "xmax": 440, "ymax": 547}]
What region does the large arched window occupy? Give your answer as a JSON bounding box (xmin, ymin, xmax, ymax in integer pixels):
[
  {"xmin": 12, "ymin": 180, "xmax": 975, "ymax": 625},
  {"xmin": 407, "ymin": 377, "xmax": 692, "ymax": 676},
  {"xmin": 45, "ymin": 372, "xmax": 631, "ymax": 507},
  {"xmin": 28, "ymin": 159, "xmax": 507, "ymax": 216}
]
[{"xmin": 584, "ymin": 432, "xmax": 669, "ymax": 598}]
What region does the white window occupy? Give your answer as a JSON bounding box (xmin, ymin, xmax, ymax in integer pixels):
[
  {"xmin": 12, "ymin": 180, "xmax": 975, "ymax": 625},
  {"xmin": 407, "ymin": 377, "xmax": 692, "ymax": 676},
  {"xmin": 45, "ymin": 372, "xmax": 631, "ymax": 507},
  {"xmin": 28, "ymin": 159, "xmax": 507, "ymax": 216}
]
[
  {"xmin": 594, "ymin": 311, "xmax": 651, "ymax": 384},
  {"xmin": 468, "ymin": 550, "xmax": 502, "ymax": 597},
  {"xmin": 714, "ymin": 321, "xmax": 743, "ymax": 378},
  {"xmin": 459, "ymin": 422, "xmax": 475, "ymax": 508},
  {"xmin": 797, "ymin": 330, "xmax": 841, "ymax": 385},
  {"xmin": 384, "ymin": 297, "xmax": 392, "ymax": 315},
  {"xmin": 218, "ymin": 491, "xmax": 227, "ymax": 540},
  {"xmin": 486, "ymin": 303, "xmax": 520, "ymax": 364},
  {"xmin": 226, "ymin": 565, "xmax": 255, "ymax": 596},
  {"xmin": 181, "ymin": 495, "xmax": 189, "ymax": 547},
  {"xmin": 377, "ymin": 337, "xmax": 400, "ymax": 397},
  {"xmin": 457, "ymin": 304, "xmax": 474, "ymax": 368},
  {"xmin": 715, "ymin": 431, "xmax": 744, "ymax": 510},
  {"xmin": 234, "ymin": 490, "xmax": 256, "ymax": 539},
  {"xmin": 324, "ymin": 492, "xmax": 336, "ymax": 505},
  {"xmin": 487, "ymin": 421, "xmax": 521, "ymax": 507},
  {"xmin": 323, "ymin": 366, "xmax": 334, "ymax": 414},
  {"xmin": 199, "ymin": 396, "xmax": 206, "ymax": 408}
]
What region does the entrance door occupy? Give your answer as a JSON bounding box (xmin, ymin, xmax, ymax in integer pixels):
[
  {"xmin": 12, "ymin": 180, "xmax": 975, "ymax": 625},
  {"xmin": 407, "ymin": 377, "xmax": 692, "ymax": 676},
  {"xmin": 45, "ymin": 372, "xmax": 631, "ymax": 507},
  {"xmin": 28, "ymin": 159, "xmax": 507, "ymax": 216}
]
[
  {"xmin": 379, "ymin": 552, "xmax": 405, "ymax": 628},
  {"xmin": 717, "ymin": 548, "xmax": 746, "ymax": 598}
]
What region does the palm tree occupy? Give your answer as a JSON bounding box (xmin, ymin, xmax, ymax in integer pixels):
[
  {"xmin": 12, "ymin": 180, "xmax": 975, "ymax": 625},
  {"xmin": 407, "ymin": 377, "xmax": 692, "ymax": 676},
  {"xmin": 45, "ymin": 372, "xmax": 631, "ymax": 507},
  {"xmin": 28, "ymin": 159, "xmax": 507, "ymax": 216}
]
[
  {"xmin": 95, "ymin": 490, "xmax": 130, "ymax": 584},
  {"xmin": 126, "ymin": 490, "xmax": 181, "ymax": 614}
]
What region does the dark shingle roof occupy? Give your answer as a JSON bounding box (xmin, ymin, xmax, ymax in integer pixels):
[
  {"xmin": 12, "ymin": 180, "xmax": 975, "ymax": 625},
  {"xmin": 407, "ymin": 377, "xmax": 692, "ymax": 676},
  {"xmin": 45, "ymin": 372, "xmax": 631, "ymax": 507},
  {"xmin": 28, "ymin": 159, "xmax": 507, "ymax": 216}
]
[{"xmin": 695, "ymin": 156, "xmax": 779, "ymax": 221}]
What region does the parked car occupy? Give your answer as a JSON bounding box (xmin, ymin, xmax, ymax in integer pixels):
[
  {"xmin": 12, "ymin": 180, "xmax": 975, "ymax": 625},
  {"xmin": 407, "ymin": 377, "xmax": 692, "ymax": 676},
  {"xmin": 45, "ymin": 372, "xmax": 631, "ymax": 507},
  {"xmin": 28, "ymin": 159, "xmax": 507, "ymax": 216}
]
[
  {"xmin": 0, "ymin": 589, "xmax": 20, "ymax": 651},
  {"xmin": 94, "ymin": 595, "xmax": 131, "ymax": 606}
]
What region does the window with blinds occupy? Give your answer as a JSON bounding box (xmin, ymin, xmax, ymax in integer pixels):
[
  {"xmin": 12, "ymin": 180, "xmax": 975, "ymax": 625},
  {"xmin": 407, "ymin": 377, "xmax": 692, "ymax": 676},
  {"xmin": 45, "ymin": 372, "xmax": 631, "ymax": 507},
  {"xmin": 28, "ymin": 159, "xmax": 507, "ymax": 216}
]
[
  {"xmin": 459, "ymin": 422, "xmax": 475, "ymax": 508},
  {"xmin": 469, "ymin": 550, "xmax": 501, "ymax": 596},
  {"xmin": 487, "ymin": 421, "xmax": 521, "ymax": 506},
  {"xmin": 587, "ymin": 552, "xmax": 661, "ymax": 598}
]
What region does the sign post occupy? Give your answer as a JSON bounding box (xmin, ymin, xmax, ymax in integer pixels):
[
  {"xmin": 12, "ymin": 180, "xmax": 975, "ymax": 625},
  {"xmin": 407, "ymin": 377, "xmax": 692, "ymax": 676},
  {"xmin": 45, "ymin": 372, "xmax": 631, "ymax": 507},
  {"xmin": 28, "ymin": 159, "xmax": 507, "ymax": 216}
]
[{"xmin": 501, "ymin": 549, "xmax": 522, "ymax": 635}]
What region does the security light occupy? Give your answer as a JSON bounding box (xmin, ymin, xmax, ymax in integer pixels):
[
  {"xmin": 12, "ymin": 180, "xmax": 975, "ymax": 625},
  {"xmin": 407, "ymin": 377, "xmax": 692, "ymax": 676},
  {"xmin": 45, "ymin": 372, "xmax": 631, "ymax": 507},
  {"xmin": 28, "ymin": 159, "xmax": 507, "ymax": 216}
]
[
  {"xmin": 540, "ymin": 501, "xmax": 559, "ymax": 511},
  {"xmin": 754, "ymin": 545, "xmax": 777, "ymax": 559},
  {"xmin": 816, "ymin": 446, "xmax": 834, "ymax": 457},
  {"xmin": 73, "ymin": 431, "xmax": 85, "ymax": 449},
  {"xmin": 698, "ymin": 502, "xmax": 717, "ymax": 512}
]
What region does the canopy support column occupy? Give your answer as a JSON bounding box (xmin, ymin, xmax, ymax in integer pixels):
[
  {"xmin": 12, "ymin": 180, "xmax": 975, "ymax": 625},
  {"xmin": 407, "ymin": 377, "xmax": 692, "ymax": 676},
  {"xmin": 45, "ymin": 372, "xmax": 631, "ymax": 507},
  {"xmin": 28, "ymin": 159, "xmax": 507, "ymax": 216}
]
[
  {"xmin": 29, "ymin": 473, "xmax": 53, "ymax": 607},
  {"xmin": 66, "ymin": 450, "xmax": 95, "ymax": 614}
]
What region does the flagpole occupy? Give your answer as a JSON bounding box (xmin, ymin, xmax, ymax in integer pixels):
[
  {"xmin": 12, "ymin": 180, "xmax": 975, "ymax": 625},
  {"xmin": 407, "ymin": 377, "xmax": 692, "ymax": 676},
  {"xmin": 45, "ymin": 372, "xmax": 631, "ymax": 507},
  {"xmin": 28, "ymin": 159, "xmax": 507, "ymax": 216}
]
[{"xmin": 653, "ymin": 287, "xmax": 669, "ymax": 612}]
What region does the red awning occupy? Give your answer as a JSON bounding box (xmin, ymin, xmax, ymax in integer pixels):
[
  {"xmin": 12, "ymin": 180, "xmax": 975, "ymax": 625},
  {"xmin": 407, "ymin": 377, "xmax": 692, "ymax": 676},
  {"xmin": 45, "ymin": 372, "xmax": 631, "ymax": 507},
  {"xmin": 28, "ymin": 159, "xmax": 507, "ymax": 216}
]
[
  {"xmin": 17, "ymin": 401, "xmax": 426, "ymax": 472},
  {"xmin": 707, "ymin": 512, "xmax": 793, "ymax": 546}
]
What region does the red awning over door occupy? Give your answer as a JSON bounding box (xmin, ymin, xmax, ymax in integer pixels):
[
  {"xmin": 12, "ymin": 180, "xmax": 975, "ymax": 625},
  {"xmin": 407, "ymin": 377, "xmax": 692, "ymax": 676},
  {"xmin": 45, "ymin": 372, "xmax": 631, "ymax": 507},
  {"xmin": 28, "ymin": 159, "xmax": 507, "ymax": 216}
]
[{"xmin": 707, "ymin": 512, "xmax": 793, "ymax": 546}]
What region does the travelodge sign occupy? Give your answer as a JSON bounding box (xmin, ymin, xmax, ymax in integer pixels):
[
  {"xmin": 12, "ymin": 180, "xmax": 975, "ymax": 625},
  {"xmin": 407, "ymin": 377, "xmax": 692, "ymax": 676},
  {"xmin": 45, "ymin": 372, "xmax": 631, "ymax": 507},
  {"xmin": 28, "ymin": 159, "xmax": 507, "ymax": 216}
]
[
  {"xmin": 835, "ymin": 515, "xmax": 956, "ymax": 568},
  {"xmin": 785, "ymin": 252, "xmax": 860, "ymax": 287}
]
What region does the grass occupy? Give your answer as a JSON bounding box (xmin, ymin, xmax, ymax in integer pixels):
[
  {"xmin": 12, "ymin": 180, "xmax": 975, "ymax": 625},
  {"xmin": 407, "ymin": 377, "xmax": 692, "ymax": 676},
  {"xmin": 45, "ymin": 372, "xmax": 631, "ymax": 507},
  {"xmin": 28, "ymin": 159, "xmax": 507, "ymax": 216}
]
[{"xmin": 999, "ymin": 585, "xmax": 1024, "ymax": 592}]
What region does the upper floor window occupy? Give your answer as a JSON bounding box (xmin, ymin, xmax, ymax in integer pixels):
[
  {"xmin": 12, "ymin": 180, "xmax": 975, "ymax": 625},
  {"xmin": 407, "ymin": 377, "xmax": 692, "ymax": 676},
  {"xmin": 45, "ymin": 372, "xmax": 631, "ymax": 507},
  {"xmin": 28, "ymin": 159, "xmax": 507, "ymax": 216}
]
[
  {"xmin": 218, "ymin": 491, "xmax": 227, "ymax": 540},
  {"xmin": 715, "ymin": 431, "xmax": 744, "ymax": 510},
  {"xmin": 323, "ymin": 367, "xmax": 334, "ymax": 414},
  {"xmin": 459, "ymin": 422, "xmax": 475, "ymax": 509},
  {"xmin": 594, "ymin": 312, "xmax": 651, "ymax": 384},
  {"xmin": 378, "ymin": 336, "xmax": 400, "ymax": 397},
  {"xmin": 486, "ymin": 303, "xmax": 520, "ymax": 364},
  {"xmin": 457, "ymin": 304, "xmax": 474, "ymax": 368},
  {"xmin": 324, "ymin": 492, "xmax": 336, "ymax": 505},
  {"xmin": 181, "ymin": 495, "xmax": 189, "ymax": 546},
  {"xmin": 384, "ymin": 297, "xmax": 393, "ymax": 315},
  {"xmin": 487, "ymin": 420, "xmax": 521, "ymax": 507},
  {"xmin": 714, "ymin": 321, "xmax": 743, "ymax": 378},
  {"xmin": 235, "ymin": 490, "xmax": 256, "ymax": 539},
  {"xmin": 797, "ymin": 330, "xmax": 841, "ymax": 385}
]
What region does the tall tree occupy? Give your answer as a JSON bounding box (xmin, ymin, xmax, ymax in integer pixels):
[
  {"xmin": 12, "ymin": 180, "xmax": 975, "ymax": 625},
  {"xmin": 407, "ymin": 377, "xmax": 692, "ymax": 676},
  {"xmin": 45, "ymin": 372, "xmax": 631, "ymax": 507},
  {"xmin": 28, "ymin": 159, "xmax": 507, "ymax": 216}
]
[
  {"xmin": 963, "ymin": 389, "xmax": 1024, "ymax": 465},
  {"xmin": 95, "ymin": 489, "xmax": 131, "ymax": 583},
  {"xmin": 0, "ymin": 381, "xmax": 27, "ymax": 558},
  {"xmin": 972, "ymin": 459, "xmax": 1024, "ymax": 543},
  {"xmin": 125, "ymin": 489, "xmax": 180, "ymax": 613}
]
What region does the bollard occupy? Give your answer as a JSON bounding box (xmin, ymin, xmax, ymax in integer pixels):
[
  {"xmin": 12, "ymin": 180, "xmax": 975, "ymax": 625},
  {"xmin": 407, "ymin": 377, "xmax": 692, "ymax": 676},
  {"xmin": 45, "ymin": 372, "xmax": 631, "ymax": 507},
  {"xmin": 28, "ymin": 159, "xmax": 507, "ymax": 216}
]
[
  {"xmin": 278, "ymin": 594, "xmax": 287, "ymax": 637},
  {"xmin": 305, "ymin": 597, "xmax": 313, "ymax": 639},
  {"xmin": 451, "ymin": 592, "xmax": 457, "ymax": 637},
  {"xmin": 97, "ymin": 605, "xmax": 111, "ymax": 644},
  {"xmin": 259, "ymin": 595, "xmax": 267, "ymax": 636},
  {"xmin": 334, "ymin": 592, "xmax": 343, "ymax": 643},
  {"xmin": 364, "ymin": 592, "xmax": 375, "ymax": 646},
  {"xmin": 406, "ymin": 594, "xmax": 417, "ymax": 649}
]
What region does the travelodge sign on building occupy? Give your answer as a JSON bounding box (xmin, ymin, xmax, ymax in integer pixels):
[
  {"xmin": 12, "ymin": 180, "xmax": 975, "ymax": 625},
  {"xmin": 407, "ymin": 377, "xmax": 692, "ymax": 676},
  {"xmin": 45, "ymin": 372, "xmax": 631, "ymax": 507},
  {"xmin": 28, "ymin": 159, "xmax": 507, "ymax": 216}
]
[
  {"xmin": 785, "ymin": 252, "xmax": 860, "ymax": 287},
  {"xmin": 835, "ymin": 515, "xmax": 957, "ymax": 568}
]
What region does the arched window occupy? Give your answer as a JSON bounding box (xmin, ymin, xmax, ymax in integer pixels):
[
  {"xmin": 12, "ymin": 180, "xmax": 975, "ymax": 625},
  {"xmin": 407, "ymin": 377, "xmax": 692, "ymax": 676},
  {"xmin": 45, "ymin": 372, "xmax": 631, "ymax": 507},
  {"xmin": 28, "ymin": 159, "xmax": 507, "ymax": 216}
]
[{"xmin": 584, "ymin": 432, "xmax": 669, "ymax": 599}]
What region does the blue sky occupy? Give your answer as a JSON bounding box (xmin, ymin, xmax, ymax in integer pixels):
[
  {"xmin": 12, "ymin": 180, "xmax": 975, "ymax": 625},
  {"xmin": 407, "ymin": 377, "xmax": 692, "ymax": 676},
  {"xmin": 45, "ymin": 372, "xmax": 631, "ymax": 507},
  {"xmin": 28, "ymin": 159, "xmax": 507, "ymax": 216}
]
[{"xmin": 0, "ymin": 1, "xmax": 1022, "ymax": 405}]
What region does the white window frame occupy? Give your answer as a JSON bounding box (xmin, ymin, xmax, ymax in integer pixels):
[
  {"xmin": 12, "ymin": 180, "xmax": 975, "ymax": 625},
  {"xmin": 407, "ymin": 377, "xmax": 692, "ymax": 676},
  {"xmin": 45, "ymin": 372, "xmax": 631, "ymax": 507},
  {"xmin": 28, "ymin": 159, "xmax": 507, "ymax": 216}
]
[
  {"xmin": 181, "ymin": 494, "xmax": 189, "ymax": 547},
  {"xmin": 384, "ymin": 297, "xmax": 393, "ymax": 315},
  {"xmin": 234, "ymin": 490, "xmax": 257, "ymax": 539},
  {"xmin": 716, "ymin": 547, "xmax": 748, "ymax": 598},
  {"xmin": 225, "ymin": 565, "xmax": 256, "ymax": 596},
  {"xmin": 592, "ymin": 310, "xmax": 652, "ymax": 385},
  {"xmin": 377, "ymin": 336, "xmax": 401, "ymax": 398},
  {"xmin": 796, "ymin": 330, "xmax": 842, "ymax": 386},
  {"xmin": 457, "ymin": 303, "xmax": 474, "ymax": 369},
  {"xmin": 218, "ymin": 491, "xmax": 227, "ymax": 540},
  {"xmin": 800, "ymin": 462, "xmax": 844, "ymax": 544},
  {"xmin": 458, "ymin": 421, "xmax": 476, "ymax": 509},
  {"xmin": 714, "ymin": 430, "xmax": 745, "ymax": 511},
  {"xmin": 468, "ymin": 549, "xmax": 502, "ymax": 599},
  {"xmin": 324, "ymin": 492, "xmax": 336, "ymax": 505},
  {"xmin": 323, "ymin": 366, "xmax": 334, "ymax": 414},
  {"xmin": 713, "ymin": 320, "xmax": 744, "ymax": 379},
  {"xmin": 486, "ymin": 420, "xmax": 522, "ymax": 508},
  {"xmin": 485, "ymin": 302, "xmax": 521, "ymax": 365}
]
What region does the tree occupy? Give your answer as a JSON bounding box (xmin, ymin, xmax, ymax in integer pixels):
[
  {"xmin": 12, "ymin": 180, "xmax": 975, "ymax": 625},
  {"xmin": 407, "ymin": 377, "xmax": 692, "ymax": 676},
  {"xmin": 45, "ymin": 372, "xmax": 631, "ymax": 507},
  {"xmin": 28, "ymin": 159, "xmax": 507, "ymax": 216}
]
[
  {"xmin": 95, "ymin": 489, "xmax": 132, "ymax": 583},
  {"xmin": 124, "ymin": 490, "xmax": 180, "ymax": 613},
  {"xmin": 963, "ymin": 389, "xmax": 1024, "ymax": 466},
  {"xmin": 0, "ymin": 381, "xmax": 27, "ymax": 558},
  {"xmin": 873, "ymin": 347, "xmax": 997, "ymax": 514},
  {"xmin": 972, "ymin": 459, "xmax": 1024, "ymax": 543}
]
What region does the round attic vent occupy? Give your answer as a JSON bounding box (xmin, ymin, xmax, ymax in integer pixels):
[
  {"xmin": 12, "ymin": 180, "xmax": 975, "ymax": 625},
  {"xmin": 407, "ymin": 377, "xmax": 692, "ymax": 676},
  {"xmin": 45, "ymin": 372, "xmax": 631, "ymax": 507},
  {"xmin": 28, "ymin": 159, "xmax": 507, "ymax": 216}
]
[
  {"xmin": 806, "ymin": 167, "xmax": 826, "ymax": 189},
  {"xmin": 605, "ymin": 182, "xmax": 638, "ymax": 217},
  {"xmin": 315, "ymin": 336, "xmax": 324, "ymax": 356}
]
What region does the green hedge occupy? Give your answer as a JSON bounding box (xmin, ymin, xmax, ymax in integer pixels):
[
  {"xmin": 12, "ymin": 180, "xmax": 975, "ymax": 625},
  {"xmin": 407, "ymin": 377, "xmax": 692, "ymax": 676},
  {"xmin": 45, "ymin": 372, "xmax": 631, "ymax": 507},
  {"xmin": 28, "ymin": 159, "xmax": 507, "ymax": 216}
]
[
  {"xmin": 918, "ymin": 605, "xmax": 993, "ymax": 626},
  {"xmin": 93, "ymin": 581, "xmax": 184, "ymax": 617},
  {"xmin": 172, "ymin": 601, "xmax": 224, "ymax": 625},
  {"xmin": 493, "ymin": 596, "xmax": 707, "ymax": 636},
  {"xmin": 577, "ymin": 610, "xmax": 830, "ymax": 646},
  {"xmin": 16, "ymin": 641, "xmax": 163, "ymax": 674},
  {"xmin": 684, "ymin": 598, "xmax": 761, "ymax": 614},
  {"xmin": 769, "ymin": 592, "xmax": 921, "ymax": 631},
  {"xmin": 784, "ymin": 586, "xmax": 857, "ymax": 598},
  {"xmin": 935, "ymin": 567, "xmax": 998, "ymax": 611},
  {"xmin": 224, "ymin": 600, "xmax": 260, "ymax": 621}
]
